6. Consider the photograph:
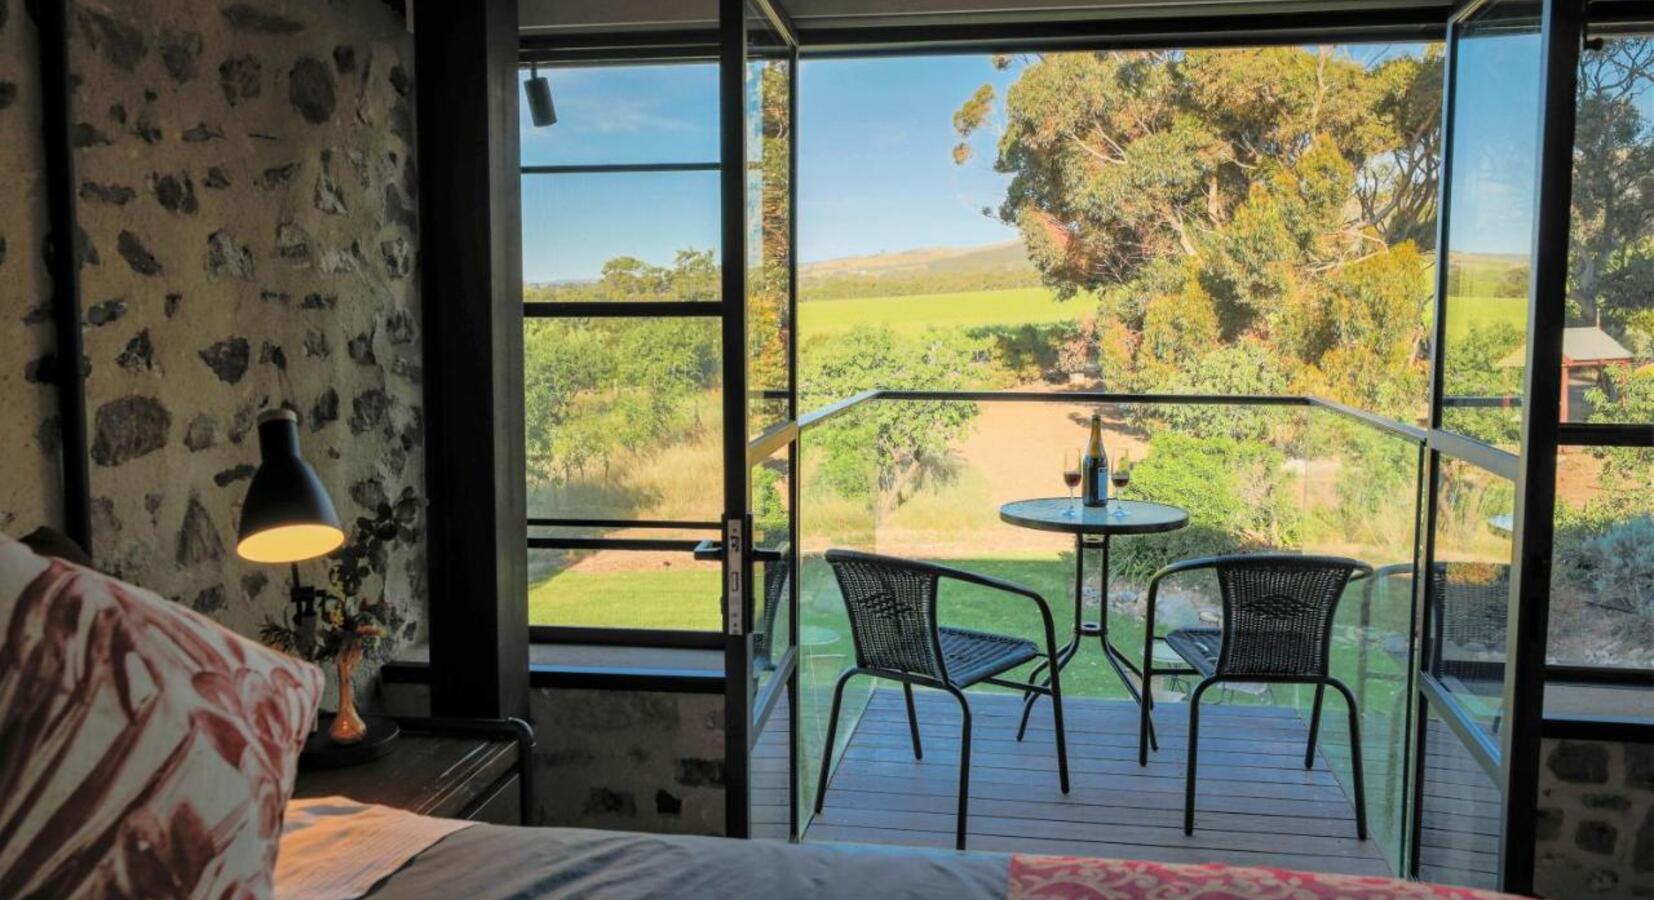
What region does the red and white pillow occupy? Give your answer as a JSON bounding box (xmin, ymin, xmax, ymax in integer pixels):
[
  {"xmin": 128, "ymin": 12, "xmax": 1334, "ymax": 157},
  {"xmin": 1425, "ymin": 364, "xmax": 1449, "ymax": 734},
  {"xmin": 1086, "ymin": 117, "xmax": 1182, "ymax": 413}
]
[{"xmin": 0, "ymin": 534, "xmax": 322, "ymax": 899}]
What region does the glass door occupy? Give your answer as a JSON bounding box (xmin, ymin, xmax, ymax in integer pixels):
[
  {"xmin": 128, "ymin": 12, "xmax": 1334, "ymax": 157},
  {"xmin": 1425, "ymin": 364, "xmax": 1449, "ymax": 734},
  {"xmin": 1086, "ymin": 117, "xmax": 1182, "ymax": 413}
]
[
  {"xmin": 1412, "ymin": 0, "xmax": 1580, "ymax": 892},
  {"xmin": 721, "ymin": 0, "xmax": 799, "ymax": 840}
]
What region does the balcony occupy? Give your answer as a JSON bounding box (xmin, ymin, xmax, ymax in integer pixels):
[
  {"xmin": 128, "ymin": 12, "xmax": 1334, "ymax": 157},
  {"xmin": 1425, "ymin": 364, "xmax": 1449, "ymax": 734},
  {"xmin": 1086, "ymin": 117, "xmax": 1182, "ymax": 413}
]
[
  {"xmin": 773, "ymin": 392, "xmax": 1428, "ymax": 875},
  {"xmin": 805, "ymin": 689, "xmax": 1387, "ymax": 874}
]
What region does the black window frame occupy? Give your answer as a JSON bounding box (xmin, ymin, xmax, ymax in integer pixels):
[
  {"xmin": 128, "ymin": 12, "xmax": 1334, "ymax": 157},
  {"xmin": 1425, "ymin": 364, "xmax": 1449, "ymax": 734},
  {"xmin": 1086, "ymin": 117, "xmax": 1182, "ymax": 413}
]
[{"xmin": 518, "ymin": 52, "xmax": 730, "ymax": 646}]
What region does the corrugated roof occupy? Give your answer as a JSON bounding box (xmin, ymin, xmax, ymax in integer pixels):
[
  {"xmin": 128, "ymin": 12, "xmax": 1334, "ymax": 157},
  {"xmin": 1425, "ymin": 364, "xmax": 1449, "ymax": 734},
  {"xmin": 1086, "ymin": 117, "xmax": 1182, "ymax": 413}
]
[{"xmin": 1495, "ymin": 326, "xmax": 1637, "ymax": 368}]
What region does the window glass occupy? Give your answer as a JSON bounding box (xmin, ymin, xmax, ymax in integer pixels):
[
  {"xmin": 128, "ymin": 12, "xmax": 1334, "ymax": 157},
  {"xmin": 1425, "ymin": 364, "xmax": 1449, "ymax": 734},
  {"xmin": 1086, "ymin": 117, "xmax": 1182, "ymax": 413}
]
[
  {"xmin": 519, "ymin": 64, "xmax": 719, "ymax": 167},
  {"xmin": 1550, "ymin": 446, "xmax": 1654, "ymax": 668},
  {"xmin": 1426, "ymin": 457, "xmax": 1515, "ymax": 734},
  {"xmin": 1415, "ymin": 707, "xmax": 1501, "ymax": 890},
  {"xmin": 747, "ymin": 46, "xmax": 792, "ymax": 437},
  {"xmin": 1438, "ymin": 2, "xmax": 1543, "ymax": 446},
  {"xmin": 524, "ymin": 316, "xmax": 722, "ymax": 522},
  {"xmin": 522, "ymin": 172, "xmax": 719, "ymax": 296},
  {"xmin": 528, "ymin": 546, "xmax": 720, "ymax": 630},
  {"xmin": 1564, "ymin": 36, "xmax": 1654, "ymax": 424}
]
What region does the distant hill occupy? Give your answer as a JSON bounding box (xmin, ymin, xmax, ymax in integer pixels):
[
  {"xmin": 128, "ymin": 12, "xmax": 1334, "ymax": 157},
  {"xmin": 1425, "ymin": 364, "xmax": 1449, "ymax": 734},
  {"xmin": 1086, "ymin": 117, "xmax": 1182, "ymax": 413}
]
[
  {"xmin": 526, "ymin": 241, "xmax": 1040, "ymax": 299},
  {"xmin": 798, "ymin": 240, "xmax": 1041, "ymax": 301},
  {"xmin": 801, "ymin": 240, "xmax": 1035, "ymax": 279}
]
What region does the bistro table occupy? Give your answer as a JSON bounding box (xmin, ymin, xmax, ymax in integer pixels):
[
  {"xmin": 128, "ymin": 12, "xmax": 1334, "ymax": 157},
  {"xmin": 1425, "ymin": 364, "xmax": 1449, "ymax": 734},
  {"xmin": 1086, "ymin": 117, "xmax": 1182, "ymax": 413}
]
[{"xmin": 999, "ymin": 497, "xmax": 1189, "ymax": 749}]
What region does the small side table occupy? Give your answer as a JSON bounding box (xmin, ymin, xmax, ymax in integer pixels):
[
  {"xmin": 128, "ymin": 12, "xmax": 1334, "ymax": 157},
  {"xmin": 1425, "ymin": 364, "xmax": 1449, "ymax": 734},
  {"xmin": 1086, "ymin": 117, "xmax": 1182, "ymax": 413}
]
[
  {"xmin": 293, "ymin": 717, "xmax": 535, "ymax": 825},
  {"xmin": 999, "ymin": 498, "xmax": 1189, "ymax": 749}
]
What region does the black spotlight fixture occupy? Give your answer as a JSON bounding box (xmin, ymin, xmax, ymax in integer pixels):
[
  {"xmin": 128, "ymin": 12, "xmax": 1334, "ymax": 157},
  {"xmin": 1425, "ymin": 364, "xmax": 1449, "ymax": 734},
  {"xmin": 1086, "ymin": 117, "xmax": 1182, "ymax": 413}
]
[{"xmin": 525, "ymin": 63, "xmax": 557, "ymax": 127}]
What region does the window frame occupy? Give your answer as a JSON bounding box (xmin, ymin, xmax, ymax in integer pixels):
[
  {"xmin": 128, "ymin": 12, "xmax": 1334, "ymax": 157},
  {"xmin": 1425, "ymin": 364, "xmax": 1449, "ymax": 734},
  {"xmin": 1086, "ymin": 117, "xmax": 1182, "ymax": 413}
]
[{"xmin": 519, "ymin": 56, "xmax": 730, "ymax": 643}]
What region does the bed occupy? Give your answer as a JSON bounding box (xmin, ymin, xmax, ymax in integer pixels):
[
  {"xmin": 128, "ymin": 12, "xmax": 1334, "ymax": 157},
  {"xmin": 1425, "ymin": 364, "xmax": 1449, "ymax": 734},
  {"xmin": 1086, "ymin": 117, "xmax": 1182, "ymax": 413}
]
[{"xmin": 276, "ymin": 797, "xmax": 1512, "ymax": 900}]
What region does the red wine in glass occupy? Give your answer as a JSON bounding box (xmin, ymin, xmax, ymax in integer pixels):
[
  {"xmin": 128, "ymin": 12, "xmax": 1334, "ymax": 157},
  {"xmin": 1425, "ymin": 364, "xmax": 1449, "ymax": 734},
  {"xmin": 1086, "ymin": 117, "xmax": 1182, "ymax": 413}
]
[
  {"xmin": 1109, "ymin": 453, "xmax": 1131, "ymax": 517},
  {"xmin": 1062, "ymin": 450, "xmax": 1082, "ymax": 516}
]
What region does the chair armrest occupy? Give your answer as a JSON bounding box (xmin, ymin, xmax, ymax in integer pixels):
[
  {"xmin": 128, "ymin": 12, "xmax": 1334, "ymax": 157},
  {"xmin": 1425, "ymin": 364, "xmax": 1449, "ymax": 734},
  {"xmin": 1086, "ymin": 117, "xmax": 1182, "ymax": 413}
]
[{"xmin": 932, "ymin": 565, "xmax": 1061, "ymax": 657}]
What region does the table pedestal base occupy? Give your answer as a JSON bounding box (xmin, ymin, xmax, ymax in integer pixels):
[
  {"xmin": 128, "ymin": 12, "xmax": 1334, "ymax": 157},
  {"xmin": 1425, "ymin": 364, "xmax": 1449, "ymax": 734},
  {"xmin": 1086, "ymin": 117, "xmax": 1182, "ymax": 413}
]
[{"xmin": 1016, "ymin": 534, "xmax": 1159, "ymax": 751}]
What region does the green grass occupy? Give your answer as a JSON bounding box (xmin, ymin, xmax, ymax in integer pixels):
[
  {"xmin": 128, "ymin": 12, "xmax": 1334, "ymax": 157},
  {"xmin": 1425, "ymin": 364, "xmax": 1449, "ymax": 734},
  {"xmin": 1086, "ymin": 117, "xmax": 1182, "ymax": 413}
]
[
  {"xmin": 799, "ymin": 286, "xmax": 1080, "ymax": 337},
  {"xmin": 529, "ymin": 567, "xmax": 722, "ymax": 630},
  {"xmin": 1444, "ymin": 294, "xmax": 1526, "ymax": 342}
]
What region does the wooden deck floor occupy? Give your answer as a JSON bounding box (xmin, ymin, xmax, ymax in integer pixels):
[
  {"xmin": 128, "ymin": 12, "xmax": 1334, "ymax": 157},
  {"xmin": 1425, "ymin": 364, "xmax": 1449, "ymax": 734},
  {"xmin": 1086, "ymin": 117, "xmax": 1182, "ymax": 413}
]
[{"xmin": 802, "ymin": 687, "xmax": 1391, "ymax": 876}]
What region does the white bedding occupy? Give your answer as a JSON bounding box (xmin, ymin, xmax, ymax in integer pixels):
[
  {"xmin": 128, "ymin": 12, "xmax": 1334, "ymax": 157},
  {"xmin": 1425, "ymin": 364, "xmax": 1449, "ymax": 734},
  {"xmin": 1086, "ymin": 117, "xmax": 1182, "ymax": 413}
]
[{"xmin": 275, "ymin": 797, "xmax": 474, "ymax": 900}]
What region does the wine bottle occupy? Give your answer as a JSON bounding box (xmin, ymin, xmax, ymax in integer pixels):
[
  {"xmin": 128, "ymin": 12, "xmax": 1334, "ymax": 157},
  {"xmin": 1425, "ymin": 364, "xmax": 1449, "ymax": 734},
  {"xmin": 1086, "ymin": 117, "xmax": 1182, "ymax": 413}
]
[{"xmin": 1081, "ymin": 411, "xmax": 1109, "ymax": 507}]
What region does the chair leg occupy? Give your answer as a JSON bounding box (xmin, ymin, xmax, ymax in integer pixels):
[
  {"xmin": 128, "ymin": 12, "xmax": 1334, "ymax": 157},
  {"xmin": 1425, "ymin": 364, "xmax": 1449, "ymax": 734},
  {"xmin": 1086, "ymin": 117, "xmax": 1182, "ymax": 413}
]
[
  {"xmin": 1047, "ymin": 658, "xmax": 1070, "ymax": 794},
  {"xmin": 1137, "ymin": 660, "xmax": 1154, "ymax": 767},
  {"xmin": 903, "ymin": 682, "xmax": 924, "ymax": 761},
  {"xmin": 1185, "ymin": 679, "xmax": 1214, "ymax": 835},
  {"xmin": 1014, "ymin": 659, "xmax": 1050, "ymax": 742},
  {"xmin": 1328, "ymin": 678, "xmax": 1369, "ymax": 841},
  {"xmin": 814, "ymin": 670, "xmax": 857, "ymax": 816},
  {"xmin": 1305, "ymin": 682, "xmax": 1326, "ymax": 770},
  {"xmin": 944, "ymin": 685, "xmax": 973, "ymax": 851}
]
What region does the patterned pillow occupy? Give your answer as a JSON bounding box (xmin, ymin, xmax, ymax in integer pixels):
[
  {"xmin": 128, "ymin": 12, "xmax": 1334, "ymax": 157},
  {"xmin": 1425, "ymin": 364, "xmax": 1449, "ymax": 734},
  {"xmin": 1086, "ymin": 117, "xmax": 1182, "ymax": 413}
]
[{"xmin": 0, "ymin": 534, "xmax": 323, "ymax": 899}]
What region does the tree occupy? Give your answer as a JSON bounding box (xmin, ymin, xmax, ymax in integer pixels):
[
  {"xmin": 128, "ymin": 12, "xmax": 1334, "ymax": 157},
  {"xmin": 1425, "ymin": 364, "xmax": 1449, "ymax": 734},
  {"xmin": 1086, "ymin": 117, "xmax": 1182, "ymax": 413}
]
[
  {"xmin": 1571, "ymin": 40, "xmax": 1654, "ymax": 331},
  {"xmin": 955, "ymin": 47, "xmax": 1443, "ymax": 420},
  {"xmin": 750, "ymin": 61, "xmax": 792, "ymax": 419}
]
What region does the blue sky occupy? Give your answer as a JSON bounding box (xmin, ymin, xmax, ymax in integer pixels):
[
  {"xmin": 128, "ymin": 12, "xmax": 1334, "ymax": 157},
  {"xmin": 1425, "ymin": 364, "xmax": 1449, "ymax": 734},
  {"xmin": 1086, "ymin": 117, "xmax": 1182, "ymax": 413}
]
[
  {"xmin": 519, "ymin": 45, "xmax": 1513, "ymax": 283},
  {"xmin": 519, "ymin": 58, "xmax": 1018, "ymax": 282},
  {"xmin": 1445, "ymin": 31, "xmax": 1542, "ymax": 257}
]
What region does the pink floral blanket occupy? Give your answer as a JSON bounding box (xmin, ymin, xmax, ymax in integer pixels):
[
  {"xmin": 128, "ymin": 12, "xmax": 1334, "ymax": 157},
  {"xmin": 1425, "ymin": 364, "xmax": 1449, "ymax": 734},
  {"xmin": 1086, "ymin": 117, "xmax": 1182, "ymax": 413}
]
[{"xmin": 1008, "ymin": 855, "xmax": 1512, "ymax": 899}]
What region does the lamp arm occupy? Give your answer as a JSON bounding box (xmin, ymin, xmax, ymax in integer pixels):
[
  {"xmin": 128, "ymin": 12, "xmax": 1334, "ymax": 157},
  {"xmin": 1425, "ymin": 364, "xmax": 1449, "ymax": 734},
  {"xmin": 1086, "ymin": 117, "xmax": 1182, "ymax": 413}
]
[{"xmin": 290, "ymin": 562, "xmax": 323, "ymax": 659}]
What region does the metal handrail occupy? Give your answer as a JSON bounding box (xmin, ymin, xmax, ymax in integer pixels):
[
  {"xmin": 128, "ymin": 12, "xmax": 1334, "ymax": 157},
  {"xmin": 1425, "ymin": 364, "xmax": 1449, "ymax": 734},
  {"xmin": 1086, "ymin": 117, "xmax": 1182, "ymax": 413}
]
[{"xmin": 783, "ymin": 389, "xmax": 1428, "ymax": 446}]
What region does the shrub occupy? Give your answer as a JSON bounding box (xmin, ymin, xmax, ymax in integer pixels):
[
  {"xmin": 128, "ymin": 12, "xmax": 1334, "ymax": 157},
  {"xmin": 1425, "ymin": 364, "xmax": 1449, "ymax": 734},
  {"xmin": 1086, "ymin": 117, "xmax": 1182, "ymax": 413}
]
[
  {"xmin": 801, "ymin": 325, "xmax": 982, "ymax": 507},
  {"xmin": 1111, "ymin": 431, "xmax": 1301, "ymax": 580},
  {"xmin": 1557, "ymin": 514, "xmax": 1654, "ymax": 617}
]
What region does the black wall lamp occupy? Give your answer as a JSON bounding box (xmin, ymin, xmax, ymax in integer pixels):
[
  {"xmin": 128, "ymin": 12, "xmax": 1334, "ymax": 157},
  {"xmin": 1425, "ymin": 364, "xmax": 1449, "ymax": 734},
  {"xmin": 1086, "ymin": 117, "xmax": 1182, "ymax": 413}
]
[
  {"xmin": 525, "ymin": 63, "xmax": 557, "ymax": 127},
  {"xmin": 236, "ymin": 408, "xmax": 344, "ymax": 635},
  {"xmin": 237, "ymin": 409, "xmax": 345, "ymax": 568}
]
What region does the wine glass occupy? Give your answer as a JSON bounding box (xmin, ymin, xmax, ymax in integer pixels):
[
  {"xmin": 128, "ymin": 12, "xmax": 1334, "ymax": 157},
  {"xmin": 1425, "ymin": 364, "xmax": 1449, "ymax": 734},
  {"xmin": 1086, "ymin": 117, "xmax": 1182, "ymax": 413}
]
[
  {"xmin": 1109, "ymin": 451, "xmax": 1132, "ymax": 517},
  {"xmin": 1062, "ymin": 449, "xmax": 1082, "ymax": 516}
]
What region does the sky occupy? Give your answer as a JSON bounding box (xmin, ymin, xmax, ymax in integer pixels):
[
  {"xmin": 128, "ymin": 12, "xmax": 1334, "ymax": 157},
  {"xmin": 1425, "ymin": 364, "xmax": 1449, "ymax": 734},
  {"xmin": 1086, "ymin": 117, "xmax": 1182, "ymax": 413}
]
[
  {"xmin": 516, "ymin": 42, "xmax": 1565, "ymax": 283},
  {"xmin": 519, "ymin": 57, "xmax": 1019, "ymax": 283},
  {"xmin": 1445, "ymin": 31, "xmax": 1543, "ymax": 258}
]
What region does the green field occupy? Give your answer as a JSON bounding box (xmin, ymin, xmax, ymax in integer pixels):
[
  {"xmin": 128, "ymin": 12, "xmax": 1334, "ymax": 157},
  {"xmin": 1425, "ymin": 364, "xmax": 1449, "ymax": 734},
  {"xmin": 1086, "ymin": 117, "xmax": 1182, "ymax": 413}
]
[
  {"xmin": 1444, "ymin": 294, "xmax": 1526, "ymax": 342},
  {"xmin": 799, "ymin": 286, "xmax": 1079, "ymax": 336},
  {"xmin": 529, "ymin": 566, "xmax": 722, "ymax": 630}
]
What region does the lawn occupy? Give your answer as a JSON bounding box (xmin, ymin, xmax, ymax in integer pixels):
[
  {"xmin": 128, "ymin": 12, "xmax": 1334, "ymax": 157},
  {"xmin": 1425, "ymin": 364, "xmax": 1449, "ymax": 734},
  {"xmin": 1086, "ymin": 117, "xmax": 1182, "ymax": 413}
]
[
  {"xmin": 1444, "ymin": 294, "xmax": 1526, "ymax": 342},
  {"xmin": 529, "ymin": 566, "xmax": 722, "ymax": 630},
  {"xmin": 799, "ymin": 286, "xmax": 1081, "ymax": 337}
]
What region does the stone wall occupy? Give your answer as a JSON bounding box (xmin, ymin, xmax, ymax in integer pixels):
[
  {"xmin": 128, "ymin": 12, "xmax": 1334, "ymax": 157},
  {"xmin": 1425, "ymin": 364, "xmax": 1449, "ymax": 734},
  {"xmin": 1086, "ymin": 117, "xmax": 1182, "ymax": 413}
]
[
  {"xmin": 0, "ymin": 0, "xmax": 64, "ymax": 535},
  {"xmin": 1535, "ymin": 738, "xmax": 1654, "ymax": 898},
  {"xmin": 530, "ymin": 688, "xmax": 727, "ymax": 834},
  {"xmin": 3, "ymin": 0, "xmax": 425, "ymax": 695},
  {"xmin": 380, "ymin": 678, "xmax": 730, "ymax": 833}
]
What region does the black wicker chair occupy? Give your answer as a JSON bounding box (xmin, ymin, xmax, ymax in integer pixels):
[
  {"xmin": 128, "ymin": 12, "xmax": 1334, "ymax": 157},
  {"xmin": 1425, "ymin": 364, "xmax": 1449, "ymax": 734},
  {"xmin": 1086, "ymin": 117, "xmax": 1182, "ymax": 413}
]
[
  {"xmin": 1428, "ymin": 561, "xmax": 1509, "ymax": 698},
  {"xmin": 1136, "ymin": 553, "xmax": 1373, "ymax": 837},
  {"xmin": 753, "ymin": 543, "xmax": 792, "ymax": 672},
  {"xmin": 815, "ymin": 549, "xmax": 1070, "ymax": 850}
]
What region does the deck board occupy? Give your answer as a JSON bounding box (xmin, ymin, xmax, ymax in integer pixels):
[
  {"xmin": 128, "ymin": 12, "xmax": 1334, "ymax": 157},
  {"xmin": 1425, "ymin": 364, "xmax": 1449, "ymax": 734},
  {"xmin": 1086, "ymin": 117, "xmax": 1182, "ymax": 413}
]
[{"xmin": 803, "ymin": 687, "xmax": 1390, "ymax": 876}]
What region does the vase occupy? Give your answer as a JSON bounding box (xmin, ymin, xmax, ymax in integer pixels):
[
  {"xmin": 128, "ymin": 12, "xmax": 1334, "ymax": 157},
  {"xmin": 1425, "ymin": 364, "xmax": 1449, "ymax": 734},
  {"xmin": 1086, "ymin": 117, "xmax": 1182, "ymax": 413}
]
[{"xmin": 329, "ymin": 634, "xmax": 368, "ymax": 744}]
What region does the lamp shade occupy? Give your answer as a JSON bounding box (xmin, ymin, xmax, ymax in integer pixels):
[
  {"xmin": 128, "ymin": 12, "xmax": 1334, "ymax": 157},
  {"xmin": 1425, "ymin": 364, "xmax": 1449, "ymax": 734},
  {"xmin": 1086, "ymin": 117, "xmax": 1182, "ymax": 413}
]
[{"xmin": 235, "ymin": 409, "xmax": 345, "ymax": 564}]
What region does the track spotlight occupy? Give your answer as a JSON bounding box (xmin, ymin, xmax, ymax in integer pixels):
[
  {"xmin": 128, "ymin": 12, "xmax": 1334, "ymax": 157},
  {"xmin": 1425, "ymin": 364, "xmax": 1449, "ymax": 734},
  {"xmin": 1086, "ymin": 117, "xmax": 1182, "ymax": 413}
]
[{"xmin": 525, "ymin": 63, "xmax": 556, "ymax": 127}]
